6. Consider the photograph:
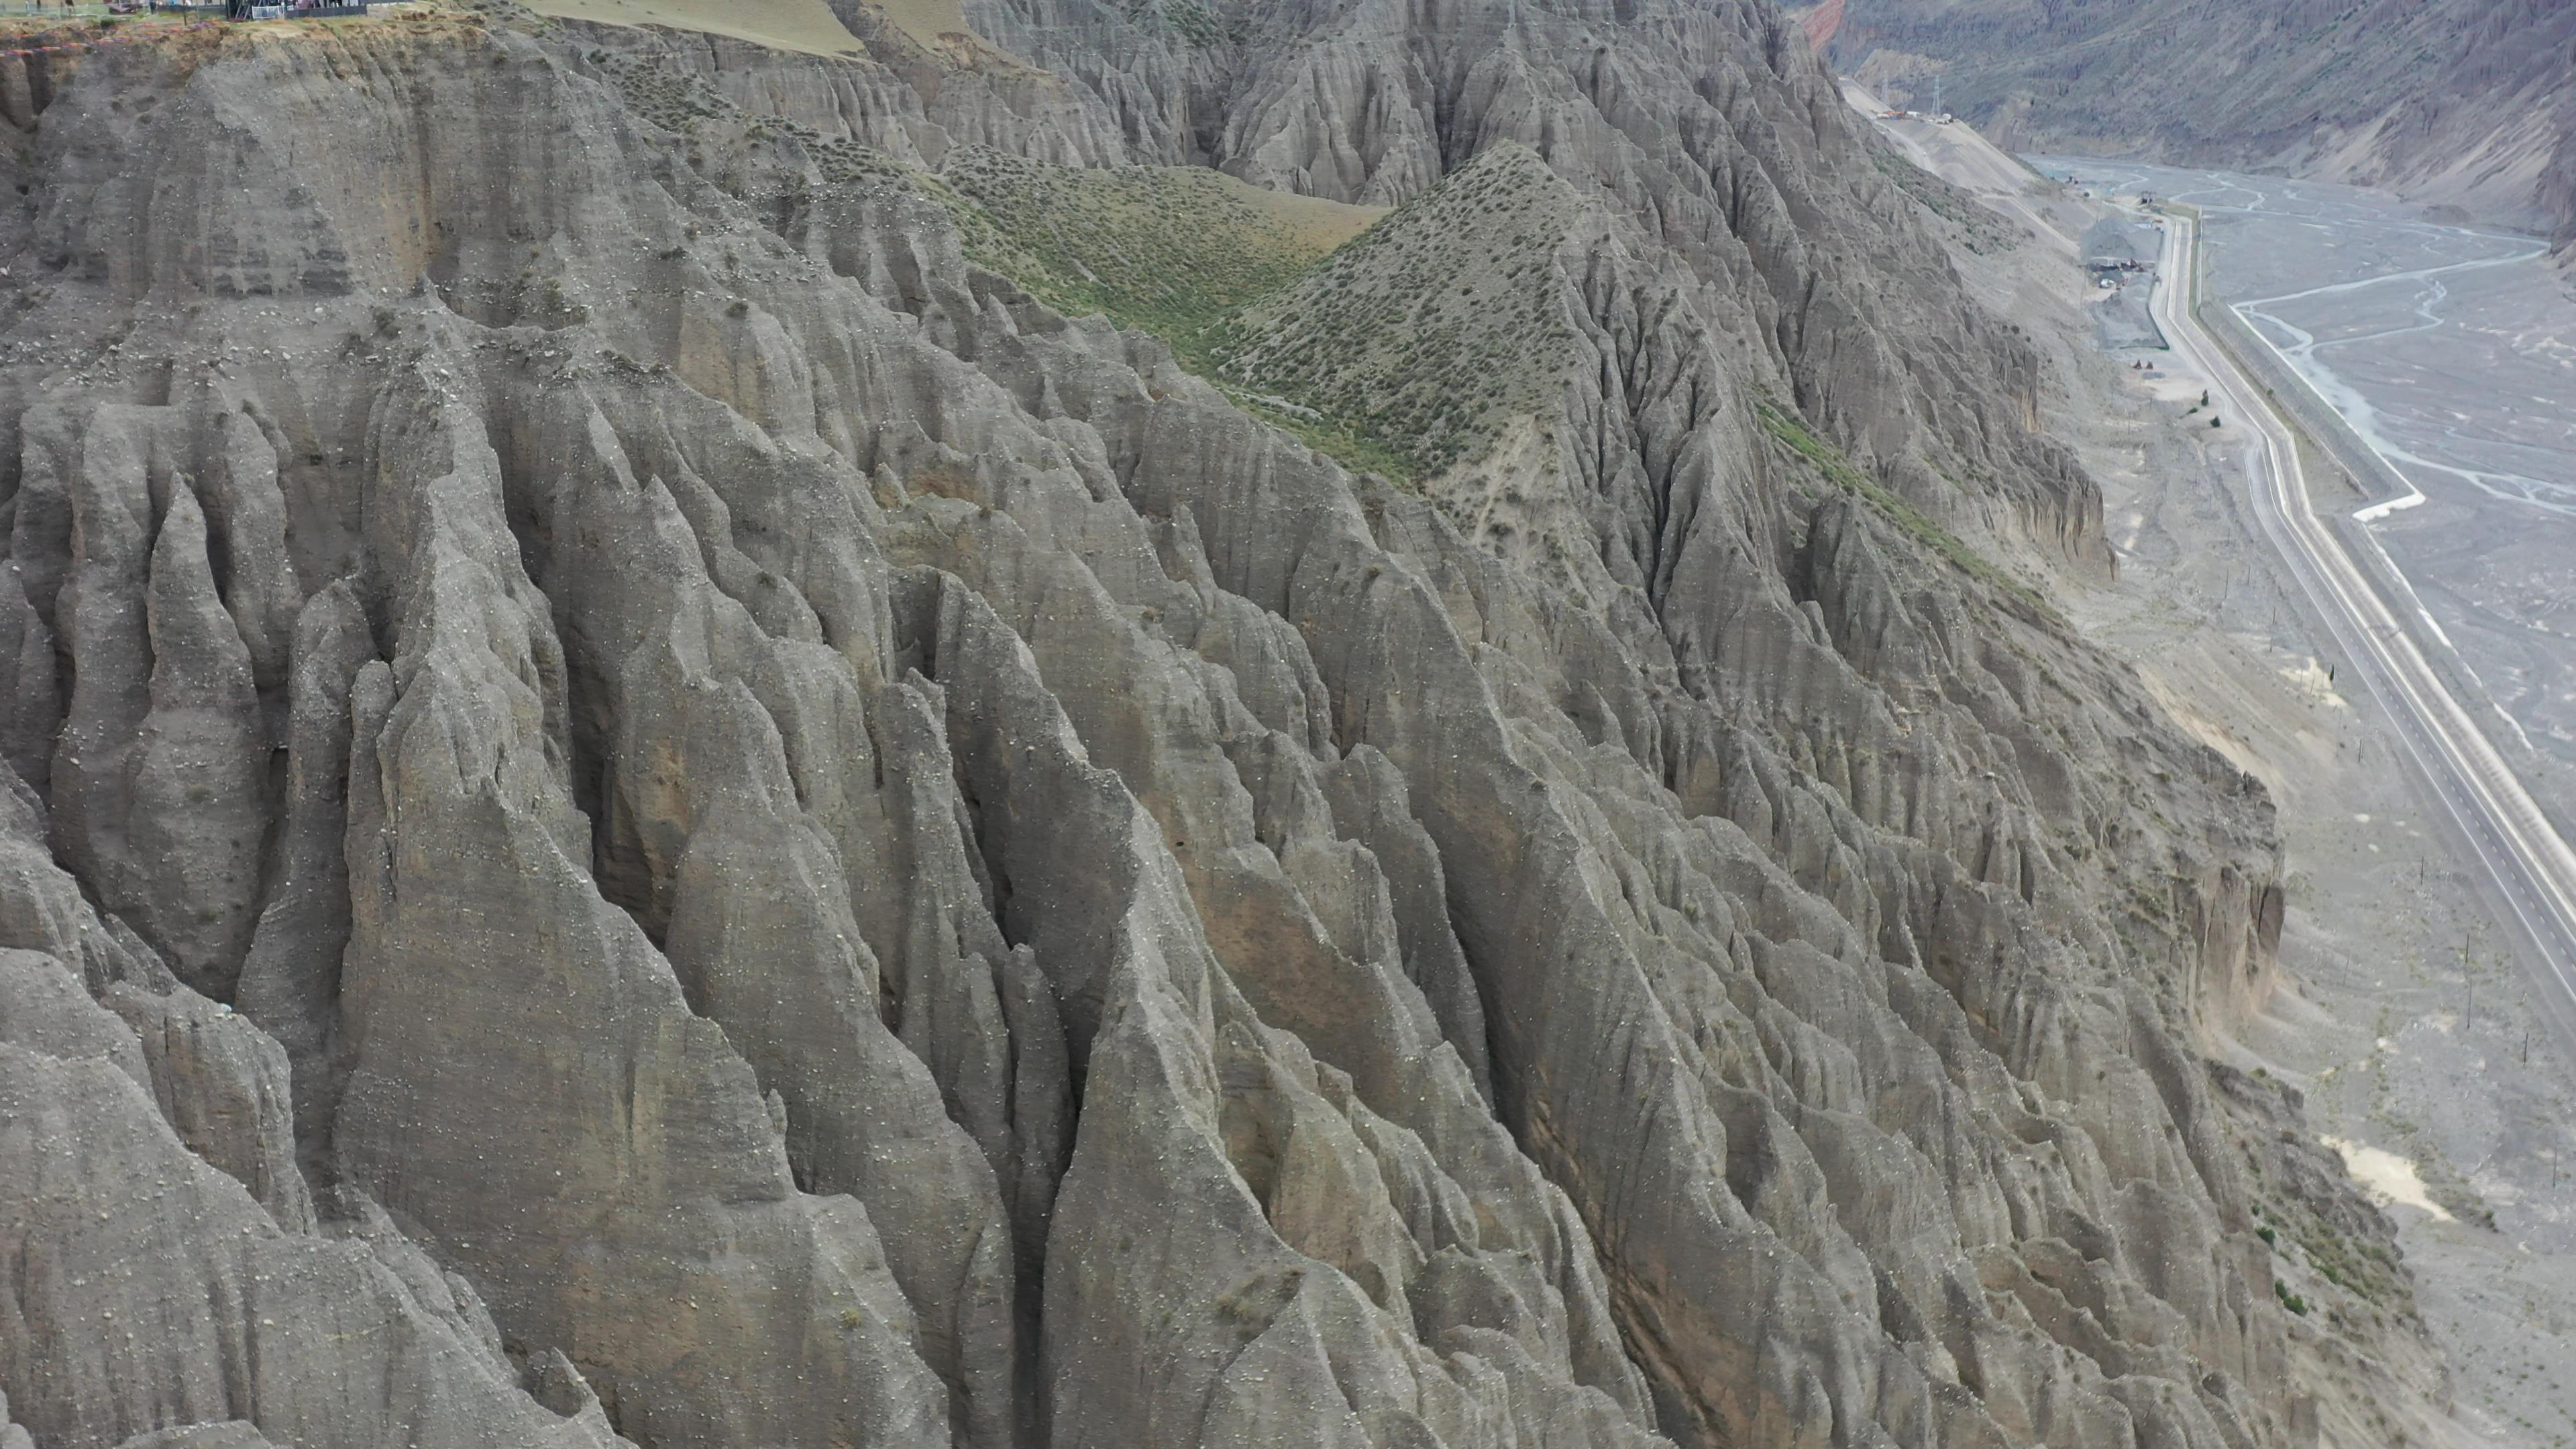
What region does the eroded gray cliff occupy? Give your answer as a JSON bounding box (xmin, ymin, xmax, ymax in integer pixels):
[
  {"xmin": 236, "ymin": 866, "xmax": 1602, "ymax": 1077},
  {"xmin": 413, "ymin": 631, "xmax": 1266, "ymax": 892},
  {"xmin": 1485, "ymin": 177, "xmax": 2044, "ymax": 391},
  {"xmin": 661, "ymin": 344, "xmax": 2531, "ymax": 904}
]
[{"xmin": 0, "ymin": 3, "xmax": 2427, "ymax": 1446}]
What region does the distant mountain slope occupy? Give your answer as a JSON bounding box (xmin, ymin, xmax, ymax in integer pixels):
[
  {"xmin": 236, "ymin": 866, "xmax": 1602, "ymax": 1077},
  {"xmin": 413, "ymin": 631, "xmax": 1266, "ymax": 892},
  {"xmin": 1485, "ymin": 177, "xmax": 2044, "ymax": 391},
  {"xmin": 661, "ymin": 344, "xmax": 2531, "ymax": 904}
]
[{"xmin": 1817, "ymin": 0, "xmax": 2576, "ymax": 248}]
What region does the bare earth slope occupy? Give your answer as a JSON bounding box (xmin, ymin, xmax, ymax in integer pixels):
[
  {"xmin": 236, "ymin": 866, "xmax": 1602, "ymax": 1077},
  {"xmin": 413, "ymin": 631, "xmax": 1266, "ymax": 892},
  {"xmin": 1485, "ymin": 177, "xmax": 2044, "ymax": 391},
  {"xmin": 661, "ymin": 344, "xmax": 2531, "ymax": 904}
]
[
  {"xmin": 519, "ymin": 0, "xmax": 866, "ymax": 55},
  {"xmin": 1817, "ymin": 0, "xmax": 2576, "ymax": 250},
  {"xmin": 0, "ymin": 3, "xmax": 2440, "ymax": 1447}
]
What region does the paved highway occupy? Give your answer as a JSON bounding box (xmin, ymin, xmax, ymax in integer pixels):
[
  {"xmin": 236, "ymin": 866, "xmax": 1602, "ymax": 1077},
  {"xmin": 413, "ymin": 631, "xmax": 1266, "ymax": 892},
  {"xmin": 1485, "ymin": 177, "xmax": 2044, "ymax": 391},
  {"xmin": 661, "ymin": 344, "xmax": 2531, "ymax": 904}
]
[{"xmin": 2150, "ymin": 209, "xmax": 2576, "ymax": 1046}]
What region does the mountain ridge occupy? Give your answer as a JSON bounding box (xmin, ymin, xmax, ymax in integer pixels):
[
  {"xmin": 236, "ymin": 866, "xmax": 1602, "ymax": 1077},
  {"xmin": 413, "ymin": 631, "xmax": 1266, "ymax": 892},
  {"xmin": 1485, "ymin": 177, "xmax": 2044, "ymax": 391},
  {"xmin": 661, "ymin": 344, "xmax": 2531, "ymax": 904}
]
[
  {"xmin": 0, "ymin": 3, "xmax": 2445, "ymax": 1446},
  {"xmin": 1815, "ymin": 0, "xmax": 2576, "ymax": 252}
]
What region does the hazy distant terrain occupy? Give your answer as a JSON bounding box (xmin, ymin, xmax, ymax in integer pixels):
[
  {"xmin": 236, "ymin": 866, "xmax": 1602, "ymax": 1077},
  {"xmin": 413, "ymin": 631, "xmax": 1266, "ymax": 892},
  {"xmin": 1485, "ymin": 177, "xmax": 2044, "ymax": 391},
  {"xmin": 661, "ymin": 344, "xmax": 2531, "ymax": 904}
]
[{"xmin": 1811, "ymin": 0, "xmax": 2576, "ymax": 250}]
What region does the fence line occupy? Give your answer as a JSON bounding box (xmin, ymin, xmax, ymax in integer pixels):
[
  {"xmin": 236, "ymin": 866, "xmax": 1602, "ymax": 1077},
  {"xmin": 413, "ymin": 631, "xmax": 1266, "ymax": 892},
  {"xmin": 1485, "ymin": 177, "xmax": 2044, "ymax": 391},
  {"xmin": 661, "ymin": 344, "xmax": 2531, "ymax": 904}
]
[
  {"xmin": 0, "ymin": 1, "xmax": 367, "ymax": 50},
  {"xmin": 2191, "ymin": 292, "xmax": 2418, "ymax": 515},
  {"xmin": 2163, "ymin": 205, "xmax": 2523, "ymax": 774}
]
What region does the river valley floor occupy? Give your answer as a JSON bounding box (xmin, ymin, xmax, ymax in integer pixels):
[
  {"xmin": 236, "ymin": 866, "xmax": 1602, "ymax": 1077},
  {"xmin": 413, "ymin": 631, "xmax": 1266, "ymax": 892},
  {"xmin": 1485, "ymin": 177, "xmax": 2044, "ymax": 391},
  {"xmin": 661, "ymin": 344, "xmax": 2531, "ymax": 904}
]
[{"xmin": 1873, "ymin": 109, "xmax": 2576, "ymax": 1447}]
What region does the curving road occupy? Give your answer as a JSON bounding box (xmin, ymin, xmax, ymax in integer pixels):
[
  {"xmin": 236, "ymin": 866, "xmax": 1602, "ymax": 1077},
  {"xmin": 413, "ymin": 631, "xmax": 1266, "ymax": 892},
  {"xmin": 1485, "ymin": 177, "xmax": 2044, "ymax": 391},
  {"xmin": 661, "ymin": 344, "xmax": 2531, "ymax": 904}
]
[{"xmin": 2150, "ymin": 209, "xmax": 2576, "ymax": 1046}]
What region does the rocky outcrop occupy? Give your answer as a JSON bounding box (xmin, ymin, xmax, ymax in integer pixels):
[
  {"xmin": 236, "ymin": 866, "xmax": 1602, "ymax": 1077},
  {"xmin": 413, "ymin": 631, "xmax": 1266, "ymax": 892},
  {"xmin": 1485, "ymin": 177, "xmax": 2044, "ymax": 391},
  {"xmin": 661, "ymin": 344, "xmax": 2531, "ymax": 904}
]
[
  {"xmin": 0, "ymin": 5, "xmax": 2425, "ymax": 1448},
  {"xmin": 2542, "ymin": 120, "xmax": 2576, "ymax": 260},
  {"xmin": 943, "ymin": 0, "xmax": 2104, "ymax": 566},
  {"xmin": 0, "ymin": 776, "xmax": 626, "ymax": 1449}
]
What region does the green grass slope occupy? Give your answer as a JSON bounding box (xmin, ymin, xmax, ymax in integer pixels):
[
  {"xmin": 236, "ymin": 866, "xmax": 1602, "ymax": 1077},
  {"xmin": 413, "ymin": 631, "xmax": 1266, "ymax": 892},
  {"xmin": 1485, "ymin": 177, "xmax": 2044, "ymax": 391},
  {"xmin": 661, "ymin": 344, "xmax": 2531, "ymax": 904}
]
[
  {"xmin": 1208, "ymin": 144, "xmax": 1584, "ymax": 480},
  {"xmin": 935, "ymin": 146, "xmax": 1592, "ymax": 484}
]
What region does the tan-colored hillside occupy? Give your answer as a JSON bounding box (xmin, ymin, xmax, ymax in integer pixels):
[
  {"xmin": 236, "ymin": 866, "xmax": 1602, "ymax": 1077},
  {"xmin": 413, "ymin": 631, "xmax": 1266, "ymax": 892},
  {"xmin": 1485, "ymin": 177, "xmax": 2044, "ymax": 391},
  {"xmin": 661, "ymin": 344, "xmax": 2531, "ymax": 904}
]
[{"xmin": 523, "ymin": 0, "xmax": 863, "ymax": 54}]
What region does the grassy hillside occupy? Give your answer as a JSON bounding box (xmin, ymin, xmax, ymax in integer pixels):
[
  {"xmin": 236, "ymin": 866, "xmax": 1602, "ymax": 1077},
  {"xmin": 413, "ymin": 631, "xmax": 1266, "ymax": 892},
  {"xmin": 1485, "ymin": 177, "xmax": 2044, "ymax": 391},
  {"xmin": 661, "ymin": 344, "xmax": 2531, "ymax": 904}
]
[
  {"xmin": 938, "ymin": 150, "xmax": 1590, "ymax": 484},
  {"xmin": 1758, "ymin": 400, "xmax": 2049, "ymax": 613},
  {"xmin": 934, "ymin": 149, "xmax": 1415, "ymax": 472},
  {"xmin": 525, "ymin": 0, "xmax": 864, "ymax": 55},
  {"xmin": 938, "ymin": 150, "xmax": 1377, "ymax": 358},
  {"xmin": 1209, "ymin": 144, "xmax": 1582, "ymax": 480}
]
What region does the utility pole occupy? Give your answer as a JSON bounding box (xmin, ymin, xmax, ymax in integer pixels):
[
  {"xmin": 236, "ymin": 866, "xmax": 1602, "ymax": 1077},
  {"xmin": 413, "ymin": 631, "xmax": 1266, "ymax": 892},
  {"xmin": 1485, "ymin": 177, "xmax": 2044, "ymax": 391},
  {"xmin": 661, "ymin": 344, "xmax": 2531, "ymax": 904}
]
[{"xmin": 2461, "ymin": 932, "xmax": 2475, "ymax": 1032}]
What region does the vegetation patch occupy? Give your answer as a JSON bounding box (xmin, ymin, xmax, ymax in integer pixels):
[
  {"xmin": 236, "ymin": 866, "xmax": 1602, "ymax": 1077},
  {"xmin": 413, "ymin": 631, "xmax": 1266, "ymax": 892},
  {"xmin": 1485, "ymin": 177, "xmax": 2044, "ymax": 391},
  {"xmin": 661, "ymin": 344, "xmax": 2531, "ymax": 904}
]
[
  {"xmin": 934, "ymin": 150, "xmax": 1432, "ymax": 471},
  {"xmin": 1213, "ymin": 144, "xmax": 1582, "ymax": 481},
  {"xmin": 1758, "ymin": 400, "xmax": 2052, "ymax": 615},
  {"xmin": 938, "ymin": 148, "xmax": 1378, "ymax": 357},
  {"xmin": 2255, "ymin": 1191, "xmax": 2416, "ymax": 1325},
  {"xmin": 936, "ymin": 146, "xmax": 1587, "ymax": 484},
  {"xmin": 1118, "ymin": 0, "xmax": 1232, "ymax": 46},
  {"xmin": 526, "ymin": 0, "xmax": 865, "ymax": 58},
  {"xmin": 601, "ymin": 51, "xmax": 731, "ymax": 133},
  {"xmin": 1870, "ymin": 148, "xmax": 2025, "ymax": 255}
]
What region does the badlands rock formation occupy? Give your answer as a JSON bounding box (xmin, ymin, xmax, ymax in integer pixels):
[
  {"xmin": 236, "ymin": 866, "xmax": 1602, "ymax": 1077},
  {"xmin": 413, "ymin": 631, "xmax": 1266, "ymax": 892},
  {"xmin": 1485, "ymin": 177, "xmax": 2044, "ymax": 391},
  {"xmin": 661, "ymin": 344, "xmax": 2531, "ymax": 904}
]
[{"xmin": 0, "ymin": 1, "xmax": 2423, "ymax": 1446}]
